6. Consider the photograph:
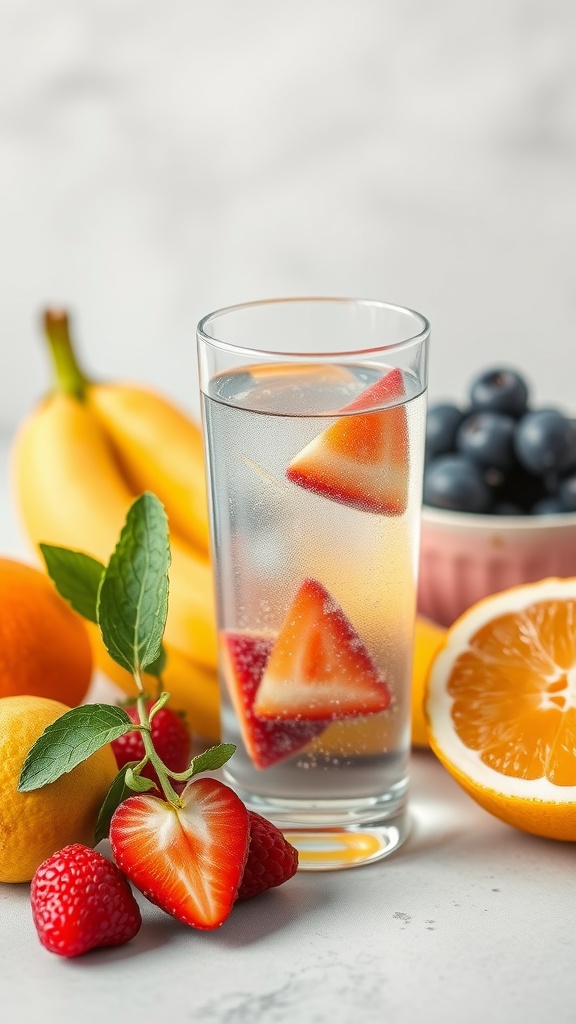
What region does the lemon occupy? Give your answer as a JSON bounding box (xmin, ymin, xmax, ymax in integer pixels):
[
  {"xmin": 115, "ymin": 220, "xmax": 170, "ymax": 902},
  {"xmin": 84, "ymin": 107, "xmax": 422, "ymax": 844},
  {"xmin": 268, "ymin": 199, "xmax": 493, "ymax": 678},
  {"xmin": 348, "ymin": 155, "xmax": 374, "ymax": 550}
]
[
  {"xmin": 0, "ymin": 695, "xmax": 118, "ymax": 882},
  {"xmin": 425, "ymin": 578, "xmax": 576, "ymax": 841}
]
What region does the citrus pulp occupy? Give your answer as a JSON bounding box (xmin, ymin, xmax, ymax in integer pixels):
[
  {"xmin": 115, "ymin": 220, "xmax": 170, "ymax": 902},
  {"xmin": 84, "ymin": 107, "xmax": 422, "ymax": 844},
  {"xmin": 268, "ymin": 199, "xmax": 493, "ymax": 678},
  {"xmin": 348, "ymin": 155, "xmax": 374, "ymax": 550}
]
[{"xmin": 425, "ymin": 578, "xmax": 576, "ymax": 840}]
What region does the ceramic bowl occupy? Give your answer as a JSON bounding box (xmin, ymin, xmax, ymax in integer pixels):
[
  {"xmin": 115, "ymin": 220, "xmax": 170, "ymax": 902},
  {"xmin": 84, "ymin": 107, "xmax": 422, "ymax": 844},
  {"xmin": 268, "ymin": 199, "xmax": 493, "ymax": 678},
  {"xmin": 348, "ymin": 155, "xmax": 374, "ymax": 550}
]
[{"xmin": 417, "ymin": 504, "xmax": 576, "ymax": 628}]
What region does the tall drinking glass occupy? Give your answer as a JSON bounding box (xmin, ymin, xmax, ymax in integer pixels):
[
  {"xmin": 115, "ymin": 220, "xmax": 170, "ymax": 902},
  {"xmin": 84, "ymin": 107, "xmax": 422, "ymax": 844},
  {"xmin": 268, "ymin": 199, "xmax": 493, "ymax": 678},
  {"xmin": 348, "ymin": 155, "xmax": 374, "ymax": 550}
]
[{"xmin": 197, "ymin": 298, "xmax": 429, "ymax": 869}]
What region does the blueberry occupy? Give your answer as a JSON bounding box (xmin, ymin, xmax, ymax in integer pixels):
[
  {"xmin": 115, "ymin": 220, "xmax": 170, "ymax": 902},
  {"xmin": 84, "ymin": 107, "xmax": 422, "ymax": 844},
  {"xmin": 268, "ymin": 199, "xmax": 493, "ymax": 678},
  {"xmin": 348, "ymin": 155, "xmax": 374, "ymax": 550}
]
[
  {"xmin": 559, "ymin": 473, "xmax": 576, "ymax": 512},
  {"xmin": 423, "ymin": 455, "xmax": 492, "ymax": 513},
  {"xmin": 531, "ymin": 496, "xmax": 566, "ymax": 515},
  {"xmin": 492, "ymin": 501, "xmax": 524, "ymax": 515},
  {"xmin": 469, "ymin": 367, "xmax": 529, "ymax": 417},
  {"xmin": 497, "ymin": 465, "xmax": 547, "ymax": 511},
  {"xmin": 514, "ymin": 410, "xmax": 576, "ymax": 475},
  {"xmin": 425, "ymin": 403, "xmax": 463, "ymax": 461},
  {"xmin": 456, "ymin": 412, "xmax": 516, "ymax": 473}
]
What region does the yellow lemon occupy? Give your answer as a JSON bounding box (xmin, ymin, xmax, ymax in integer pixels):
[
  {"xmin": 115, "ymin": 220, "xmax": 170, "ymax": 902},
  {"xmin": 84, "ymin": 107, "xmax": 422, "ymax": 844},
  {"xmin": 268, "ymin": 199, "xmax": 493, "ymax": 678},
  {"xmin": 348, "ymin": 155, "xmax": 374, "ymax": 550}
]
[
  {"xmin": 425, "ymin": 578, "xmax": 576, "ymax": 841},
  {"xmin": 0, "ymin": 695, "xmax": 118, "ymax": 882}
]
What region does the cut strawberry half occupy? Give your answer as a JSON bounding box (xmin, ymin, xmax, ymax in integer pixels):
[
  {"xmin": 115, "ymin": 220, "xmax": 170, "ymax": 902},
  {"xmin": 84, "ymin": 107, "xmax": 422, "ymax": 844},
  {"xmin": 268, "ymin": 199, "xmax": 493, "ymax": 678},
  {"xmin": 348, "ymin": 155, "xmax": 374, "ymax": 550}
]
[
  {"xmin": 286, "ymin": 367, "xmax": 409, "ymax": 515},
  {"xmin": 109, "ymin": 779, "xmax": 250, "ymax": 930},
  {"xmin": 253, "ymin": 578, "xmax": 391, "ymax": 721},
  {"xmin": 221, "ymin": 631, "xmax": 327, "ymax": 769}
]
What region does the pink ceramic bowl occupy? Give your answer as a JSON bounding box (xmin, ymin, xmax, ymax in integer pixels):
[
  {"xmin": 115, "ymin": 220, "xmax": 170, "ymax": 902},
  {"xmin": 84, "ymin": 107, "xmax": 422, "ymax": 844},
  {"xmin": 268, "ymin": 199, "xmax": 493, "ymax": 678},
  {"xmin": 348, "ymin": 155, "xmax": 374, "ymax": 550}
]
[{"xmin": 418, "ymin": 504, "xmax": 576, "ymax": 628}]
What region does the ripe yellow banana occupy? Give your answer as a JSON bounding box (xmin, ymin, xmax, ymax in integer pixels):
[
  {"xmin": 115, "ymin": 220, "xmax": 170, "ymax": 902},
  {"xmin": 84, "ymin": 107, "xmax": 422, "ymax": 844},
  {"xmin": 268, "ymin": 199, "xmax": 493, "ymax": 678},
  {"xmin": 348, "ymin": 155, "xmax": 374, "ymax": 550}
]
[
  {"xmin": 12, "ymin": 310, "xmax": 220, "ymax": 737},
  {"xmin": 87, "ymin": 383, "xmax": 210, "ymax": 557}
]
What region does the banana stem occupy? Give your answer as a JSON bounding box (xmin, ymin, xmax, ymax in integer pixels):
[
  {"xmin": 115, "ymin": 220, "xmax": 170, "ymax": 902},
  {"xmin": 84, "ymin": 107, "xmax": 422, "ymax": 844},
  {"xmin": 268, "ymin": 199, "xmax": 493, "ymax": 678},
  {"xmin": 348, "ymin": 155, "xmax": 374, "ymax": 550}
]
[{"xmin": 43, "ymin": 309, "xmax": 87, "ymax": 400}]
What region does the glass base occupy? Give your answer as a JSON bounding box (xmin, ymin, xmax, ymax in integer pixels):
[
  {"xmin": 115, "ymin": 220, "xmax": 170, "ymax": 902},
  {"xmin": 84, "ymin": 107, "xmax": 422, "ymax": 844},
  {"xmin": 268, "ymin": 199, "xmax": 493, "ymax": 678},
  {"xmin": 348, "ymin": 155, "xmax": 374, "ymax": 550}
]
[
  {"xmin": 283, "ymin": 815, "xmax": 410, "ymax": 870},
  {"xmin": 234, "ymin": 787, "xmax": 410, "ymax": 870}
]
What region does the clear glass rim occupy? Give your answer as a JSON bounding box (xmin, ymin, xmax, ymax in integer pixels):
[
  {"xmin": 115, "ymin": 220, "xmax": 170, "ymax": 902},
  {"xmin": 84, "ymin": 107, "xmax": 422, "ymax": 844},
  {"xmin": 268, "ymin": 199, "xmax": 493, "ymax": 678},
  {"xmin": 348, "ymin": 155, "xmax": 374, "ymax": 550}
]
[{"xmin": 197, "ymin": 296, "xmax": 430, "ymax": 360}]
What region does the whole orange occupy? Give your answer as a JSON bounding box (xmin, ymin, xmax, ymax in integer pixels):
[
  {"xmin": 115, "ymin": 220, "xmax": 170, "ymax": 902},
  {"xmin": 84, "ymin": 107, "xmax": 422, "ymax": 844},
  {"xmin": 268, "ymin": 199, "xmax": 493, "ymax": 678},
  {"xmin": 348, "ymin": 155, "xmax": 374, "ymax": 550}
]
[{"xmin": 0, "ymin": 557, "xmax": 92, "ymax": 706}]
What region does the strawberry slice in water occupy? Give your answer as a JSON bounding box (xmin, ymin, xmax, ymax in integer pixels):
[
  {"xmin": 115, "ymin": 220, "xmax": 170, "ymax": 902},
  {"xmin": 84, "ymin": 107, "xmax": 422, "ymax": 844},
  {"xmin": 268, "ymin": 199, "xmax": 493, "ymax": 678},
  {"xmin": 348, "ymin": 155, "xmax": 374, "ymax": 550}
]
[
  {"xmin": 109, "ymin": 779, "xmax": 250, "ymax": 930},
  {"xmin": 253, "ymin": 578, "xmax": 391, "ymax": 721},
  {"xmin": 221, "ymin": 631, "xmax": 327, "ymax": 769},
  {"xmin": 286, "ymin": 367, "xmax": 409, "ymax": 515}
]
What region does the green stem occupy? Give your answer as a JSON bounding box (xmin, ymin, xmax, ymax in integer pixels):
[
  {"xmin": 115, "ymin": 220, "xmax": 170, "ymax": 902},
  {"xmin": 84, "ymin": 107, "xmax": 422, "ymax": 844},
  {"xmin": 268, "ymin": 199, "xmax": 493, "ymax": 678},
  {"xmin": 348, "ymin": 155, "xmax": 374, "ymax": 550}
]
[
  {"xmin": 164, "ymin": 766, "xmax": 196, "ymax": 782},
  {"xmin": 43, "ymin": 309, "xmax": 88, "ymax": 400},
  {"xmin": 135, "ymin": 692, "xmax": 181, "ymax": 807}
]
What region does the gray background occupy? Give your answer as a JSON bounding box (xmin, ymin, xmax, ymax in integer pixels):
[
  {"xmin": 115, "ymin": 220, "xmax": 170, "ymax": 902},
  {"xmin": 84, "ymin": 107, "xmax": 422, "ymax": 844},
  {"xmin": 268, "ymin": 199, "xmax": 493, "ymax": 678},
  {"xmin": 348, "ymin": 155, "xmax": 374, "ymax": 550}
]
[{"xmin": 1, "ymin": 0, "xmax": 575, "ymax": 430}]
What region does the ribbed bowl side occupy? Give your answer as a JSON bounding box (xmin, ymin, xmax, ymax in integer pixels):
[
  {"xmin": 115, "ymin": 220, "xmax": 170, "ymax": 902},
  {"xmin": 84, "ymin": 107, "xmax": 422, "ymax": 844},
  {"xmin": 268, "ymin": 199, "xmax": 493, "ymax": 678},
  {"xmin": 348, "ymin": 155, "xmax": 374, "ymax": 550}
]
[{"xmin": 417, "ymin": 511, "xmax": 576, "ymax": 628}]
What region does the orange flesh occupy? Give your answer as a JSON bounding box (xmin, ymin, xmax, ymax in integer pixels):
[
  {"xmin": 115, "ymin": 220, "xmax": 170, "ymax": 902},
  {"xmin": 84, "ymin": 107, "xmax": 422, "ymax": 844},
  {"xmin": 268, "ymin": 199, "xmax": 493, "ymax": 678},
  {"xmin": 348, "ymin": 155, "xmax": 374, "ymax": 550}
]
[{"xmin": 447, "ymin": 599, "xmax": 576, "ymax": 786}]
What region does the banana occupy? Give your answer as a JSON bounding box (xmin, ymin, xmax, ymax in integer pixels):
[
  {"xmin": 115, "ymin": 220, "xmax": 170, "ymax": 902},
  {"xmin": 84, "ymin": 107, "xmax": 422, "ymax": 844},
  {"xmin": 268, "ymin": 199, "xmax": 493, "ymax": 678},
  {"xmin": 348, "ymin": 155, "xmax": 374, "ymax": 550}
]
[
  {"xmin": 12, "ymin": 310, "xmax": 219, "ymax": 734},
  {"xmin": 87, "ymin": 383, "xmax": 210, "ymax": 557}
]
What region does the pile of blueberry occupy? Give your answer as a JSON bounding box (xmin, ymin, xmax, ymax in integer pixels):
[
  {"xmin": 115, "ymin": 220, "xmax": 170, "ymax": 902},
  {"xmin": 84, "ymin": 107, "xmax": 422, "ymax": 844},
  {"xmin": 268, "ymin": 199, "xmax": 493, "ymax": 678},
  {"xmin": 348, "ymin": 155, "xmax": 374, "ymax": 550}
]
[{"xmin": 424, "ymin": 367, "xmax": 576, "ymax": 515}]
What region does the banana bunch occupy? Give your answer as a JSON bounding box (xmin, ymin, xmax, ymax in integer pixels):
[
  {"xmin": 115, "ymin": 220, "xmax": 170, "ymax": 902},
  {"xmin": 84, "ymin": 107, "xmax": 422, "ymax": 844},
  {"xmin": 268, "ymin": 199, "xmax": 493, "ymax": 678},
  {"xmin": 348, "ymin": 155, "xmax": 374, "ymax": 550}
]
[{"xmin": 12, "ymin": 310, "xmax": 220, "ymax": 739}]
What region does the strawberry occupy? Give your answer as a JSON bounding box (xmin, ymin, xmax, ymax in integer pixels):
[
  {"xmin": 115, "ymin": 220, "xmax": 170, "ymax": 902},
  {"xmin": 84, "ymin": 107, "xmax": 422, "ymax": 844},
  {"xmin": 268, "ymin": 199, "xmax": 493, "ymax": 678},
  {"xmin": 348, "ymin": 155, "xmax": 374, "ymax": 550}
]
[
  {"xmin": 109, "ymin": 778, "xmax": 250, "ymax": 930},
  {"xmin": 221, "ymin": 631, "xmax": 327, "ymax": 769},
  {"xmin": 237, "ymin": 811, "xmax": 299, "ymax": 901},
  {"xmin": 30, "ymin": 844, "xmax": 141, "ymax": 958},
  {"xmin": 111, "ymin": 703, "xmax": 192, "ymax": 788},
  {"xmin": 286, "ymin": 367, "xmax": 409, "ymax": 515},
  {"xmin": 253, "ymin": 578, "xmax": 391, "ymax": 721}
]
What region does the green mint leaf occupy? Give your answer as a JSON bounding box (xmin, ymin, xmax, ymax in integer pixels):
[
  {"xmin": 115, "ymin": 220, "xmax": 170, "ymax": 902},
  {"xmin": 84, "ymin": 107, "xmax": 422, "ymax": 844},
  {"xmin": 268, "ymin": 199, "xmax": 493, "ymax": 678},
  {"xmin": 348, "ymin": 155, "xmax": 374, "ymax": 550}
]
[
  {"xmin": 18, "ymin": 704, "xmax": 132, "ymax": 792},
  {"xmin": 94, "ymin": 762, "xmax": 139, "ymax": 844},
  {"xmin": 40, "ymin": 544, "xmax": 105, "ymax": 623},
  {"xmin": 189, "ymin": 743, "xmax": 236, "ymax": 778},
  {"xmin": 97, "ymin": 492, "xmax": 171, "ymax": 676},
  {"xmin": 125, "ymin": 767, "xmax": 157, "ymax": 793},
  {"xmin": 146, "ymin": 643, "xmax": 167, "ymax": 679}
]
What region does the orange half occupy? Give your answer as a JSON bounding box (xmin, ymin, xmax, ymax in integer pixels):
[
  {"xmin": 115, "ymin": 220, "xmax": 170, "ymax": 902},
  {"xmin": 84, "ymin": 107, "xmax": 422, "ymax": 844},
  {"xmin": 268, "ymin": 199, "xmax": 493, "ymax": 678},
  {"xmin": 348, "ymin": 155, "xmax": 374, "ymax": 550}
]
[{"xmin": 425, "ymin": 578, "xmax": 576, "ymax": 841}]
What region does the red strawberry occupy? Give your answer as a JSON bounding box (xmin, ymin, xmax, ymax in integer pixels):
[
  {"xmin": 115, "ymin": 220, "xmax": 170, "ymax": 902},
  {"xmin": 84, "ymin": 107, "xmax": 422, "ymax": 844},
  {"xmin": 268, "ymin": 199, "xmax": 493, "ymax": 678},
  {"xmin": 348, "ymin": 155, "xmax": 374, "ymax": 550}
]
[
  {"xmin": 286, "ymin": 367, "xmax": 409, "ymax": 515},
  {"xmin": 237, "ymin": 811, "xmax": 299, "ymax": 901},
  {"xmin": 253, "ymin": 578, "xmax": 391, "ymax": 721},
  {"xmin": 109, "ymin": 778, "xmax": 250, "ymax": 930},
  {"xmin": 30, "ymin": 844, "xmax": 141, "ymax": 958},
  {"xmin": 221, "ymin": 631, "xmax": 327, "ymax": 769},
  {"xmin": 111, "ymin": 703, "xmax": 192, "ymax": 788}
]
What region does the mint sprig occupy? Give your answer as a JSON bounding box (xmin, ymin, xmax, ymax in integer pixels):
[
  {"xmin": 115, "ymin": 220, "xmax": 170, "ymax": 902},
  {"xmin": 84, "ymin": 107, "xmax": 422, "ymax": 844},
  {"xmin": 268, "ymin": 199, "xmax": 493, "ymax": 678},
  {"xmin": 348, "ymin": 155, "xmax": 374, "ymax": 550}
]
[
  {"xmin": 94, "ymin": 762, "xmax": 140, "ymax": 845},
  {"xmin": 97, "ymin": 493, "xmax": 170, "ymax": 679},
  {"xmin": 18, "ymin": 705, "xmax": 132, "ymax": 791},
  {"xmin": 19, "ymin": 491, "xmax": 235, "ymax": 837},
  {"xmin": 180, "ymin": 743, "xmax": 237, "ymax": 780},
  {"xmin": 39, "ymin": 545, "xmax": 104, "ymax": 623}
]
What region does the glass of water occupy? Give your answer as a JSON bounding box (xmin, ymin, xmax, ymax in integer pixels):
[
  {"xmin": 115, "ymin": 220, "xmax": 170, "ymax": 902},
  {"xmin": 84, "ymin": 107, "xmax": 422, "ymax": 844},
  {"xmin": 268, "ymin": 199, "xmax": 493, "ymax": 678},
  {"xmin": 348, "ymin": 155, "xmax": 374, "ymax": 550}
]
[{"xmin": 197, "ymin": 297, "xmax": 429, "ymax": 869}]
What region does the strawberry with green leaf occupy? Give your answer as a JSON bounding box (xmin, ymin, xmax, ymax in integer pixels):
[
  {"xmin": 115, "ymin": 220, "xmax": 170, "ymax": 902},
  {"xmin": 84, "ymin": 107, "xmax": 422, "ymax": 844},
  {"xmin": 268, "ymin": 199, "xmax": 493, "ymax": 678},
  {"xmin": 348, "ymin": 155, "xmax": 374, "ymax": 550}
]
[
  {"xmin": 21, "ymin": 492, "xmax": 298, "ymax": 950},
  {"xmin": 111, "ymin": 702, "xmax": 192, "ymax": 791}
]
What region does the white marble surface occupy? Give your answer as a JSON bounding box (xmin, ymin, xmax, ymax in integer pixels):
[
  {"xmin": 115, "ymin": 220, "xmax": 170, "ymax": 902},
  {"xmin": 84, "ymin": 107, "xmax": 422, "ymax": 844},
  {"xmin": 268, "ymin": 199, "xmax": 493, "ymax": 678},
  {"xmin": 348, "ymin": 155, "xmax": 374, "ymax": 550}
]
[{"xmin": 2, "ymin": 750, "xmax": 574, "ymax": 1024}]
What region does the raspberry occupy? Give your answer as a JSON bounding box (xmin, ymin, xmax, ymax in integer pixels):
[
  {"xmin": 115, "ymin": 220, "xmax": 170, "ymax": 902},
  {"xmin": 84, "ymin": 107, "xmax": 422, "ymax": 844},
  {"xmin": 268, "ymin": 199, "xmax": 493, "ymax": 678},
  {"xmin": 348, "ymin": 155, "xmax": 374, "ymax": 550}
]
[
  {"xmin": 237, "ymin": 811, "xmax": 298, "ymax": 901},
  {"xmin": 111, "ymin": 703, "xmax": 191, "ymax": 788},
  {"xmin": 31, "ymin": 844, "xmax": 141, "ymax": 957}
]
